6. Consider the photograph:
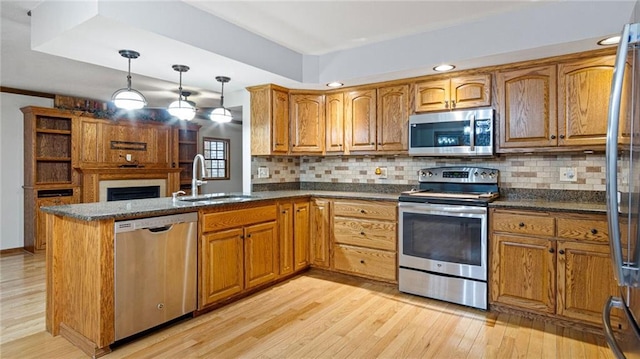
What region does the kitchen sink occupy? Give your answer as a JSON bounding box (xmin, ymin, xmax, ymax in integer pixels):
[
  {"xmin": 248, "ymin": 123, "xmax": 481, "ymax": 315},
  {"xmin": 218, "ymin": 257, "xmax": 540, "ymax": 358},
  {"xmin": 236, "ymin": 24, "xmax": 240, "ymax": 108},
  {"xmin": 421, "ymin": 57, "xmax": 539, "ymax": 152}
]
[{"xmin": 176, "ymin": 193, "xmax": 256, "ymax": 204}]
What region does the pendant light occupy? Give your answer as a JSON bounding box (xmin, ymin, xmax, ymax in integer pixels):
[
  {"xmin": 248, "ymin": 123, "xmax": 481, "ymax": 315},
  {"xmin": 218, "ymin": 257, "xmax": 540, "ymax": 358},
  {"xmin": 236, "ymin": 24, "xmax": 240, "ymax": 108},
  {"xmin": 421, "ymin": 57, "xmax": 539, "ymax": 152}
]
[
  {"xmin": 209, "ymin": 76, "xmax": 233, "ymax": 123},
  {"xmin": 111, "ymin": 50, "xmax": 147, "ymax": 110},
  {"xmin": 167, "ymin": 65, "xmax": 196, "ymax": 121}
]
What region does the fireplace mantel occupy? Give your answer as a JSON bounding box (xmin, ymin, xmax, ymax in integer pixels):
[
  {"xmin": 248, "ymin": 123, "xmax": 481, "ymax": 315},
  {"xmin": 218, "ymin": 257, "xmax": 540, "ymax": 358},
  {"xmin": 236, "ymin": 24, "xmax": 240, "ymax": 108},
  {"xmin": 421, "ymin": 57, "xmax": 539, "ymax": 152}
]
[{"xmin": 78, "ymin": 167, "xmax": 181, "ymax": 203}]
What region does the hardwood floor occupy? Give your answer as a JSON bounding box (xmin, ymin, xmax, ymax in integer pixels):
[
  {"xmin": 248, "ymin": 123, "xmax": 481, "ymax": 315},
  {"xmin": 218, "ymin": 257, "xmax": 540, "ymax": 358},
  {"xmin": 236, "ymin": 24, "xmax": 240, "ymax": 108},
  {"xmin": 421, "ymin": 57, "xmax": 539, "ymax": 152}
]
[{"xmin": 0, "ymin": 251, "xmax": 616, "ymax": 358}]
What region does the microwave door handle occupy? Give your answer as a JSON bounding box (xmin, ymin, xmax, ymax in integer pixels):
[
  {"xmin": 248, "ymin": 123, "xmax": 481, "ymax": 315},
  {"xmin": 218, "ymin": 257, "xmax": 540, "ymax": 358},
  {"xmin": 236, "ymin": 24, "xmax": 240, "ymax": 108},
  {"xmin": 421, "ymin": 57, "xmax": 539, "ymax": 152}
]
[
  {"xmin": 469, "ymin": 114, "xmax": 475, "ymax": 151},
  {"xmin": 606, "ymin": 23, "xmax": 632, "ymax": 286}
]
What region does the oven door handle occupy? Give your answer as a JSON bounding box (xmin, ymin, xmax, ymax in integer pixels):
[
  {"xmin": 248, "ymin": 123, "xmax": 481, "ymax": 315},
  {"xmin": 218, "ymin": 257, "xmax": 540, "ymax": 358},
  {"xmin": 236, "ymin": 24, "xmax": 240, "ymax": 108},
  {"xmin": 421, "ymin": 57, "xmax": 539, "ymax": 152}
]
[
  {"xmin": 399, "ymin": 202, "xmax": 487, "ymax": 215},
  {"xmin": 469, "ymin": 114, "xmax": 475, "ymax": 152}
]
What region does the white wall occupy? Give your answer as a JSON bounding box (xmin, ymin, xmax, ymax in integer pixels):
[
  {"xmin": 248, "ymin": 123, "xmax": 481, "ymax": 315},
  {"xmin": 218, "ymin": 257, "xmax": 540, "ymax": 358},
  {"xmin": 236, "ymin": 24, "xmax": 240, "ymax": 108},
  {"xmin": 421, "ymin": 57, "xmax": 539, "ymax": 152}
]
[{"xmin": 0, "ymin": 93, "xmax": 53, "ymax": 250}]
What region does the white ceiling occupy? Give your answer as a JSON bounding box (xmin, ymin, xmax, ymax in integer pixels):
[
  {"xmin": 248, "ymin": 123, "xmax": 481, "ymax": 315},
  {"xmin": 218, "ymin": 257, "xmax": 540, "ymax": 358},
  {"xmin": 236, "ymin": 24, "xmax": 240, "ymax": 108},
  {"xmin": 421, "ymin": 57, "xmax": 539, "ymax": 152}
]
[{"xmin": 0, "ymin": 1, "xmax": 636, "ymax": 110}]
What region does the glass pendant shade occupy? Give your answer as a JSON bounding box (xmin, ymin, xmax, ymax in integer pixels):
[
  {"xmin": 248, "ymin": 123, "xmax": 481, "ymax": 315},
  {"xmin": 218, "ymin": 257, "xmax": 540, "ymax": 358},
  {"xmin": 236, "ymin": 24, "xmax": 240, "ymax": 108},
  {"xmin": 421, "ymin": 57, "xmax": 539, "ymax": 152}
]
[
  {"xmin": 168, "ymin": 99, "xmax": 196, "ymax": 121},
  {"xmin": 209, "ymin": 107, "xmax": 232, "ymax": 123},
  {"xmin": 112, "ymin": 50, "xmax": 147, "ymax": 110},
  {"xmin": 210, "ymin": 76, "xmax": 233, "ymax": 123}
]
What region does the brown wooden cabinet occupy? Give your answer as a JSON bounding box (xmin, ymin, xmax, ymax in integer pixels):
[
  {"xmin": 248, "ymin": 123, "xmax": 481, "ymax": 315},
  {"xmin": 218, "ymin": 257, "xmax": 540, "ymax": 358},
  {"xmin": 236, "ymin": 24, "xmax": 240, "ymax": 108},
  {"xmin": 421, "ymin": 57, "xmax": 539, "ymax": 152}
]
[
  {"xmin": 325, "ymin": 92, "xmax": 345, "ymax": 153},
  {"xmin": 278, "ymin": 202, "xmax": 295, "ymax": 276},
  {"xmin": 496, "ymin": 54, "xmax": 621, "ymax": 153},
  {"xmin": 414, "ymin": 74, "xmax": 491, "ymax": 112},
  {"xmin": 248, "ymin": 84, "xmax": 289, "ymax": 155},
  {"xmin": 293, "ymin": 201, "xmax": 310, "ymax": 271},
  {"xmin": 310, "ymin": 198, "xmax": 330, "ymax": 268},
  {"xmin": 490, "ymin": 208, "xmax": 621, "ymax": 327},
  {"xmin": 331, "ymin": 200, "xmax": 397, "ymax": 282},
  {"xmin": 174, "ymin": 123, "xmax": 200, "ymax": 193},
  {"xmin": 290, "ymin": 93, "xmax": 325, "ymax": 154},
  {"xmin": 22, "ymin": 107, "xmax": 80, "ymax": 252},
  {"xmin": 345, "ymin": 85, "xmax": 409, "ymax": 154},
  {"xmin": 200, "ymin": 204, "xmax": 278, "ymax": 308}
]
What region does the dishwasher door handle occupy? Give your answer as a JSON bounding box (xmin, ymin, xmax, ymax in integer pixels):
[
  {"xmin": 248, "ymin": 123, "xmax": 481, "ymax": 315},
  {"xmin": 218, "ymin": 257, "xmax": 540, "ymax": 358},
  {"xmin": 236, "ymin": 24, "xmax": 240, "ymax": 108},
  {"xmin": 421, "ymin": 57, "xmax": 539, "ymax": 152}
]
[{"xmin": 146, "ymin": 225, "xmax": 174, "ymax": 234}]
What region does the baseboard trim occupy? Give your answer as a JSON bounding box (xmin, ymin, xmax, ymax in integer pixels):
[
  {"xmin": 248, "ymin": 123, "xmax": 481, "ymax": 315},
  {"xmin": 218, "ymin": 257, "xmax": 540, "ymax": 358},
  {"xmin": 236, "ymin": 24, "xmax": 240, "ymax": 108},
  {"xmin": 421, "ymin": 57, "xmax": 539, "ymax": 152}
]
[{"xmin": 0, "ymin": 248, "xmax": 31, "ymax": 257}]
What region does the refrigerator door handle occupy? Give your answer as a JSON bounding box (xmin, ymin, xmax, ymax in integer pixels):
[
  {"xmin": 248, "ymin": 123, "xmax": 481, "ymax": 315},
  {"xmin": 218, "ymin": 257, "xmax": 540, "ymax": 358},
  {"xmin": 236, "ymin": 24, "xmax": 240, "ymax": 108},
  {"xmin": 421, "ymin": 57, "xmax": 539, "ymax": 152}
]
[
  {"xmin": 606, "ymin": 23, "xmax": 632, "ymax": 286},
  {"xmin": 604, "ymin": 296, "xmax": 626, "ymax": 359}
]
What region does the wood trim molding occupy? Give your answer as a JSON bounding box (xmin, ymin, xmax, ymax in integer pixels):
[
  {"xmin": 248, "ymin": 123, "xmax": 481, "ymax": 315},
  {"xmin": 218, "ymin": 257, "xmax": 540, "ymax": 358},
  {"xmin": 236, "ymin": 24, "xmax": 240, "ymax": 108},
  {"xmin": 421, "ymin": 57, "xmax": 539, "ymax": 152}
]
[
  {"xmin": 0, "ymin": 248, "xmax": 30, "ymax": 257},
  {"xmin": 0, "ymin": 86, "xmax": 56, "ymax": 99}
]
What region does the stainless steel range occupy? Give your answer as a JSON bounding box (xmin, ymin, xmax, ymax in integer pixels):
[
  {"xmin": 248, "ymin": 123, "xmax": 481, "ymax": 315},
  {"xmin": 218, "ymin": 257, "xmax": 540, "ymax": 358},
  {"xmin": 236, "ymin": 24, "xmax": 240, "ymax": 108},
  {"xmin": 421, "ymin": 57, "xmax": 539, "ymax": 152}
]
[{"xmin": 398, "ymin": 166, "xmax": 499, "ymax": 310}]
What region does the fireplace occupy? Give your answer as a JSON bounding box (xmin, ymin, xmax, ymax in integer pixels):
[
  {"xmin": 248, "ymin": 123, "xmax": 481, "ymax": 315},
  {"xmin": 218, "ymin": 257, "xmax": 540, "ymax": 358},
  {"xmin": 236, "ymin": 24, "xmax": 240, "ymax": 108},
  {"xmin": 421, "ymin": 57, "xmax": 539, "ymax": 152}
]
[{"xmin": 98, "ymin": 179, "xmax": 166, "ymax": 202}]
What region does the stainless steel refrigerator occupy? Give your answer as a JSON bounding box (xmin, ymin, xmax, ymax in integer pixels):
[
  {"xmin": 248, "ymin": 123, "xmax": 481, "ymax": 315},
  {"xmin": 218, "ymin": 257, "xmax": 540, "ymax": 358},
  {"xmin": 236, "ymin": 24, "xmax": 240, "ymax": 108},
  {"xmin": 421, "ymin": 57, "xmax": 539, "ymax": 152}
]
[{"xmin": 604, "ymin": 22, "xmax": 640, "ymax": 358}]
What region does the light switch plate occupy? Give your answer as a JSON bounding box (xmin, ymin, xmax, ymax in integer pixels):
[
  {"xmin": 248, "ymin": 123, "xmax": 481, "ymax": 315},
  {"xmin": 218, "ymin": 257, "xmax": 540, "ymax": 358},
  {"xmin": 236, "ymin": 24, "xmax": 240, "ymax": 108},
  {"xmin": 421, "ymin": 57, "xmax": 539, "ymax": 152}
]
[
  {"xmin": 559, "ymin": 167, "xmax": 578, "ymax": 182},
  {"xmin": 257, "ymin": 166, "xmax": 269, "ymax": 178}
]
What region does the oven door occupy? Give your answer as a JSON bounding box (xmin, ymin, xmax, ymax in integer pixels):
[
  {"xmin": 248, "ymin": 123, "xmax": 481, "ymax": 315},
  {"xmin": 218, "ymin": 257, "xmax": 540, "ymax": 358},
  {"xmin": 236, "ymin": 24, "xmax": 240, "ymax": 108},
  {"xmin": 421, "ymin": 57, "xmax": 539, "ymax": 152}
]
[{"xmin": 398, "ymin": 202, "xmax": 487, "ymax": 281}]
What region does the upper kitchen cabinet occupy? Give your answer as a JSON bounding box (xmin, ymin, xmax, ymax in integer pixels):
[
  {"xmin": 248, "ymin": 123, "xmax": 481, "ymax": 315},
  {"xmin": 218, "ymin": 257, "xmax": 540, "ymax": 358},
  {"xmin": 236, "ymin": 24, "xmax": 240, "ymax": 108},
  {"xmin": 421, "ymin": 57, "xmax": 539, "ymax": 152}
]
[
  {"xmin": 248, "ymin": 84, "xmax": 290, "ymax": 155},
  {"xmin": 557, "ymin": 55, "xmax": 620, "ymax": 147},
  {"xmin": 496, "ymin": 53, "xmax": 621, "ymax": 153},
  {"xmin": 377, "ymin": 84, "xmax": 409, "ymax": 152},
  {"xmin": 325, "ymin": 92, "xmax": 345, "ymax": 153},
  {"xmin": 496, "ymin": 65, "xmax": 557, "ymax": 150},
  {"xmin": 289, "ymin": 93, "xmax": 325, "ymax": 154},
  {"xmin": 345, "ymin": 84, "xmax": 409, "ymax": 154},
  {"xmin": 414, "ymin": 74, "xmax": 491, "ymax": 113}
]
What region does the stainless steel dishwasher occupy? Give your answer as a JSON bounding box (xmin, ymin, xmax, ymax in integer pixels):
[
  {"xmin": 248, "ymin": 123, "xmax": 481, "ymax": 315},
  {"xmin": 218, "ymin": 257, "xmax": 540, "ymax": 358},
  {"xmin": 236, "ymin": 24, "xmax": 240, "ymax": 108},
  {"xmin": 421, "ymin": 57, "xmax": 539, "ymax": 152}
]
[{"xmin": 114, "ymin": 212, "xmax": 197, "ymax": 341}]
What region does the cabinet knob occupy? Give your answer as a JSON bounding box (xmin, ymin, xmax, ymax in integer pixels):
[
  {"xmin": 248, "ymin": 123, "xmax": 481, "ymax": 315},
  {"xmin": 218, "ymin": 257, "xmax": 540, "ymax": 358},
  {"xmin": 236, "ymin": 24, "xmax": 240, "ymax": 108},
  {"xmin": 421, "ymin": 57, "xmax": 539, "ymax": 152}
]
[
  {"xmin": 247, "ymin": 234, "xmax": 252, "ymax": 238},
  {"xmin": 282, "ymin": 210, "xmax": 286, "ymax": 214},
  {"xmin": 292, "ymin": 144, "xmax": 296, "ymax": 147},
  {"xmin": 378, "ymin": 143, "xmax": 382, "ymax": 146},
  {"xmin": 370, "ymin": 142, "xmax": 375, "ymax": 145},
  {"xmin": 444, "ymin": 100, "xmax": 449, "ymax": 108},
  {"xmin": 550, "ymin": 135, "xmax": 556, "ymax": 139},
  {"xmin": 559, "ymin": 134, "xmax": 565, "ymax": 139},
  {"xmin": 360, "ymin": 231, "xmax": 365, "ymax": 235},
  {"xmin": 360, "ymin": 210, "xmax": 366, "ymax": 214},
  {"xmin": 558, "ymin": 249, "xmax": 565, "ymax": 255},
  {"xmin": 591, "ymin": 228, "xmax": 598, "ymax": 235},
  {"xmin": 451, "ymin": 100, "xmax": 456, "ymax": 108},
  {"xmin": 360, "ymin": 260, "xmax": 365, "ymax": 264},
  {"xmin": 549, "ymin": 248, "xmax": 555, "ymax": 253},
  {"xmin": 339, "ymin": 144, "xmax": 342, "ymax": 147},
  {"xmin": 518, "ymin": 222, "xmax": 525, "ymax": 228}
]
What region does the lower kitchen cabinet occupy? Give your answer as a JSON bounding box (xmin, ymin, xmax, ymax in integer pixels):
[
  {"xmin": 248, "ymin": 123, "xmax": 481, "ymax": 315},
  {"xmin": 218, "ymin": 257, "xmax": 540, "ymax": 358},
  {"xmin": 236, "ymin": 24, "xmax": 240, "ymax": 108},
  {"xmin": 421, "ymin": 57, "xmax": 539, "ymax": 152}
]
[
  {"xmin": 278, "ymin": 199, "xmax": 311, "ymax": 277},
  {"xmin": 490, "ymin": 208, "xmax": 621, "ymax": 327},
  {"xmin": 331, "ymin": 200, "xmax": 397, "ymax": 282},
  {"xmin": 200, "ymin": 204, "xmax": 277, "ymax": 308},
  {"xmin": 310, "ymin": 198, "xmax": 330, "ymax": 268}
]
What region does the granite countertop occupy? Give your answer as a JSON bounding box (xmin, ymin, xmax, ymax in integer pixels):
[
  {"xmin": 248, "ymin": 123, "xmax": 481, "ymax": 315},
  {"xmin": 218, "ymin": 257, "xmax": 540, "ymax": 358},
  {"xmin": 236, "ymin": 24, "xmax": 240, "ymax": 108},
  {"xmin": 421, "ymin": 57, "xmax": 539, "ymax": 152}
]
[
  {"xmin": 490, "ymin": 199, "xmax": 607, "ymax": 214},
  {"xmin": 40, "ymin": 190, "xmax": 401, "ymax": 221}
]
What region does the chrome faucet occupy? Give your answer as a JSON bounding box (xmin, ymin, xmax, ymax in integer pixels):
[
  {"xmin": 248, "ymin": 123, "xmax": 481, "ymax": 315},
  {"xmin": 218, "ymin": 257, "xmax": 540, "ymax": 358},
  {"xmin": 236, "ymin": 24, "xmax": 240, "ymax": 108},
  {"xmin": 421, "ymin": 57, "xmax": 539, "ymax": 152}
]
[{"xmin": 191, "ymin": 154, "xmax": 207, "ymax": 196}]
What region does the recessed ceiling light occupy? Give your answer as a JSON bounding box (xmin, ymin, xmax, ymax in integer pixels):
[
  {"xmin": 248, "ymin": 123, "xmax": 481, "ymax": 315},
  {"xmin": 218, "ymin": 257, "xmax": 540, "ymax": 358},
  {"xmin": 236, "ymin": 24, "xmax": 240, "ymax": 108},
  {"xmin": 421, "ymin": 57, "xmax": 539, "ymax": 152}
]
[
  {"xmin": 597, "ymin": 35, "xmax": 621, "ymax": 46},
  {"xmin": 326, "ymin": 82, "xmax": 344, "ymax": 88},
  {"xmin": 433, "ymin": 64, "xmax": 455, "ymax": 72}
]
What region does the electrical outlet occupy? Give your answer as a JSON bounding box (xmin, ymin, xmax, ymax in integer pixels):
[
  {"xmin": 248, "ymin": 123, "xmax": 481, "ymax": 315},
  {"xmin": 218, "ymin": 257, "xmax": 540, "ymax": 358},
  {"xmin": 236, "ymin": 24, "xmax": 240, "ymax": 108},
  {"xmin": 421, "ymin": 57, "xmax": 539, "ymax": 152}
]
[
  {"xmin": 559, "ymin": 167, "xmax": 578, "ymax": 182},
  {"xmin": 376, "ymin": 166, "xmax": 388, "ymax": 179},
  {"xmin": 257, "ymin": 166, "xmax": 269, "ymax": 178},
  {"xmin": 125, "ymin": 154, "xmax": 132, "ymax": 162}
]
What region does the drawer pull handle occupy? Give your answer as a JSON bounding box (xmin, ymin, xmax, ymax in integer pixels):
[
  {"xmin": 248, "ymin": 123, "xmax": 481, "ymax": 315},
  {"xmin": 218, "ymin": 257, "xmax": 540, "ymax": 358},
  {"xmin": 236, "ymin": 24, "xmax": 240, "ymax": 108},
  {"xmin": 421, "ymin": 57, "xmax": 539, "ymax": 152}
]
[
  {"xmin": 518, "ymin": 222, "xmax": 525, "ymax": 228},
  {"xmin": 360, "ymin": 260, "xmax": 365, "ymax": 264},
  {"xmin": 549, "ymin": 248, "xmax": 555, "ymax": 253},
  {"xmin": 559, "ymin": 249, "xmax": 565, "ymax": 255},
  {"xmin": 591, "ymin": 229, "xmax": 598, "ymax": 235}
]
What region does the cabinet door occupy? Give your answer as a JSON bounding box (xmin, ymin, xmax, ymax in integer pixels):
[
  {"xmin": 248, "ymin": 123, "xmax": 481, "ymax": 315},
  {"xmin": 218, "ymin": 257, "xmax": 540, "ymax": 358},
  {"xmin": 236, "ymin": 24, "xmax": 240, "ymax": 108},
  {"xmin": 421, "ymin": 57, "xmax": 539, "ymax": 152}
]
[
  {"xmin": 496, "ymin": 65, "xmax": 557, "ymax": 149},
  {"xmin": 415, "ymin": 79, "xmax": 450, "ymax": 112},
  {"xmin": 558, "ymin": 56, "xmax": 615, "ymax": 147},
  {"xmin": 450, "ymin": 74, "xmax": 491, "ymax": 110},
  {"xmin": 244, "ymin": 221, "xmax": 279, "ymax": 289},
  {"xmin": 310, "ymin": 199, "xmax": 330, "ymax": 268},
  {"xmin": 293, "ymin": 201, "xmax": 310, "ymax": 271},
  {"xmin": 345, "ymin": 89, "xmax": 377, "ymax": 152},
  {"xmin": 272, "ymin": 88, "xmax": 290, "ymax": 153},
  {"xmin": 556, "ymin": 241, "xmax": 621, "ymax": 325},
  {"xmin": 325, "ymin": 93, "xmax": 345, "ymax": 152},
  {"xmin": 290, "ymin": 94, "xmax": 325, "ymax": 153},
  {"xmin": 491, "ymin": 234, "xmax": 556, "ymax": 314},
  {"xmin": 201, "ymin": 228, "xmax": 244, "ymax": 307},
  {"xmin": 278, "ymin": 203, "xmax": 294, "ymax": 276},
  {"xmin": 377, "ymin": 85, "xmax": 408, "ymax": 152}
]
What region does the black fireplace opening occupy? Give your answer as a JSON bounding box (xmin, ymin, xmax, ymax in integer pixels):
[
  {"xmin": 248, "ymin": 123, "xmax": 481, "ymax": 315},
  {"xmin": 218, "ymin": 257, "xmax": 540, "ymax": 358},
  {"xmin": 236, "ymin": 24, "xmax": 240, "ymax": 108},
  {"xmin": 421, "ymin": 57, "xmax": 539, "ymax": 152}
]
[{"xmin": 107, "ymin": 186, "xmax": 161, "ymax": 202}]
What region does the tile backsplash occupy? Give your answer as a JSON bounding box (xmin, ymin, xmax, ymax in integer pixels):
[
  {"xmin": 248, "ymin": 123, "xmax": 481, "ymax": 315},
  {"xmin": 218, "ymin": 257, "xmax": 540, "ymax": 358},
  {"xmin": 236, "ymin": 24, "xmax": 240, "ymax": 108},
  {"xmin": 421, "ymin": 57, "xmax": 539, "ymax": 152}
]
[{"xmin": 252, "ymin": 153, "xmax": 606, "ymax": 191}]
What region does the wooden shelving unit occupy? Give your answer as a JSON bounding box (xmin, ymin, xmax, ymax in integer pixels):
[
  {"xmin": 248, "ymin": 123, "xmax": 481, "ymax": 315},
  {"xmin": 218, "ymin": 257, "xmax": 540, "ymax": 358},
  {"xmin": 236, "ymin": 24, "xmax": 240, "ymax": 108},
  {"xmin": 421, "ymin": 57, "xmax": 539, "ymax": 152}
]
[
  {"xmin": 22, "ymin": 107, "xmax": 80, "ymax": 252},
  {"xmin": 175, "ymin": 123, "xmax": 200, "ymax": 193}
]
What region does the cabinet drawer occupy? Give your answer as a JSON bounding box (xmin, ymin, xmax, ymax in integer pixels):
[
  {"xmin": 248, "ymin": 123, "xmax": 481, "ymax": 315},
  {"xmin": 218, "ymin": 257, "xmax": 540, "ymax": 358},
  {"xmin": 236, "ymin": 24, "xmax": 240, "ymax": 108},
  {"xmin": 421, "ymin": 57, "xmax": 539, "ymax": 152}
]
[
  {"xmin": 333, "ymin": 217, "xmax": 396, "ymax": 251},
  {"xmin": 333, "ymin": 201, "xmax": 396, "ymax": 220},
  {"xmin": 492, "ymin": 211, "xmax": 555, "ymax": 236},
  {"xmin": 557, "ymin": 217, "xmax": 608, "ymax": 243},
  {"xmin": 333, "ymin": 244, "xmax": 396, "ymax": 281},
  {"xmin": 202, "ymin": 205, "xmax": 277, "ymax": 232}
]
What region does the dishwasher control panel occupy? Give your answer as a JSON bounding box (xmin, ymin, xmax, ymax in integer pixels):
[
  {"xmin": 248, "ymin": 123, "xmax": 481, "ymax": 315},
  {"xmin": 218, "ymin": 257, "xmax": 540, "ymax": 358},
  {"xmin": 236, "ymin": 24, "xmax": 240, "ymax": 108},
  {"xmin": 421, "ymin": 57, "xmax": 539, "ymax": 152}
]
[{"xmin": 114, "ymin": 212, "xmax": 197, "ymax": 233}]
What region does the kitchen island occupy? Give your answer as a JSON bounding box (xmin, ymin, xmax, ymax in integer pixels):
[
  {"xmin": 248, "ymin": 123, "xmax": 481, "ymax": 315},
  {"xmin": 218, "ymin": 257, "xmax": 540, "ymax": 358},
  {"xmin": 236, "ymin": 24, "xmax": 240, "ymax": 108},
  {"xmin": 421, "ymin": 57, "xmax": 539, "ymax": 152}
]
[{"xmin": 40, "ymin": 190, "xmax": 398, "ymax": 357}]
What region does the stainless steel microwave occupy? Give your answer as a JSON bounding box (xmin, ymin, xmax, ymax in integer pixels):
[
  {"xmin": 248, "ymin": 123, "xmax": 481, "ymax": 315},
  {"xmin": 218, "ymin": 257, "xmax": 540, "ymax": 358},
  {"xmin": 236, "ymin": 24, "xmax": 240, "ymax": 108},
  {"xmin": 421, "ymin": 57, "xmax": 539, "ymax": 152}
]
[{"xmin": 408, "ymin": 107, "xmax": 494, "ymax": 156}]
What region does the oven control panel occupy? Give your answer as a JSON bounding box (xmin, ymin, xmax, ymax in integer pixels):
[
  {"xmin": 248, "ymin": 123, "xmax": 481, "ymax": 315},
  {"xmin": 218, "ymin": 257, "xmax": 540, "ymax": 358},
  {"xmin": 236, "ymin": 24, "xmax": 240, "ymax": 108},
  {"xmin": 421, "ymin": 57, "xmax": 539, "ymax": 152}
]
[{"xmin": 418, "ymin": 166, "xmax": 498, "ymax": 183}]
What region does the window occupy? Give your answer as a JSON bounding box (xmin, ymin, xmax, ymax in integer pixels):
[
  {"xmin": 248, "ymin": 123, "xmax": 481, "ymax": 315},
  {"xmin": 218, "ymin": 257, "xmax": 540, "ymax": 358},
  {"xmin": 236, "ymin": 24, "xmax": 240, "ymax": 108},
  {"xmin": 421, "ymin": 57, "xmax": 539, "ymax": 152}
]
[{"xmin": 203, "ymin": 137, "xmax": 230, "ymax": 180}]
